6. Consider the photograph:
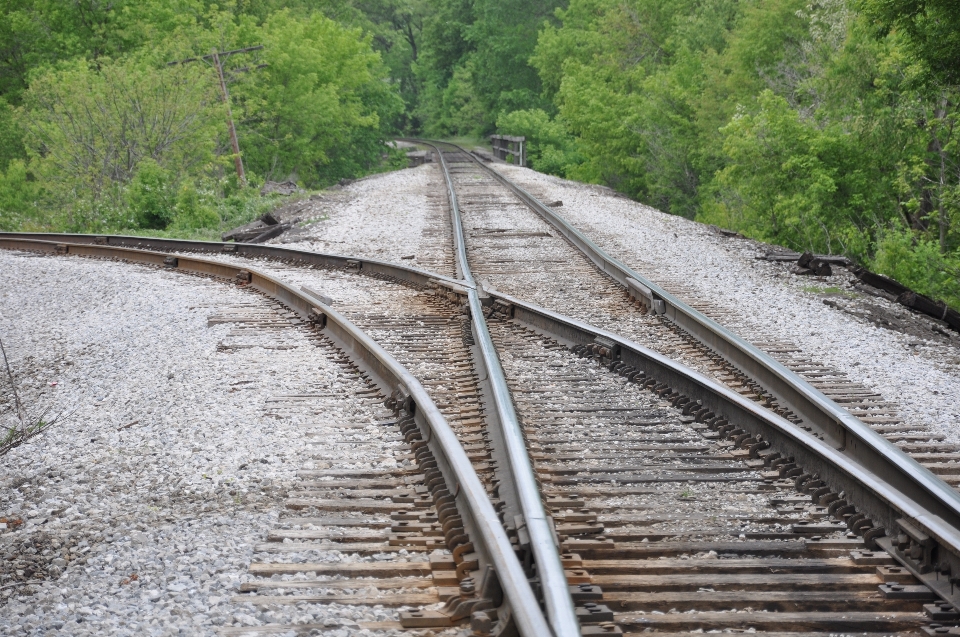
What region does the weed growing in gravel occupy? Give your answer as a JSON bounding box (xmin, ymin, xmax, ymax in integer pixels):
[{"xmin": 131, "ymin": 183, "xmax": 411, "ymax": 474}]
[{"xmin": 0, "ymin": 336, "xmax": 70, "ymax": 456}]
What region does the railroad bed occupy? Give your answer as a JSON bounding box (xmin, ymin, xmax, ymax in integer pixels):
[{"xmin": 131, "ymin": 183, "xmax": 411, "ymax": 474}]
[
  {"xmin": 0, "ymin": 251, "xmax": 444, "ymax": 634},
  {"xmin": 178, "ymin": 248, "xmax": 934, "ymax": 633},
  {"xmin": 489, "ymin": 316, "xmax": 926, "ymax": 634},
  {"xmin": 2, "ymin": 140, "xmax": 960, "ymax": 636},
  {"xmin": 486, "ymin": 160, "xmax": 960, "ymax": 435},
  {"xmin": 0, "ymin": 242, "xmax": 560, "ymax": 637},
  {"xmin": 0, "ymin": 239, "xmax": 938, "ymax": 637},
  {"xmin": 437, "ymin": 147, "xmax": 960, "ymax": 488}
]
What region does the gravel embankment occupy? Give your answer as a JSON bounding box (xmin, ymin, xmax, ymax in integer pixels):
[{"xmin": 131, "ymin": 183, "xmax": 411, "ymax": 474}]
[
  {"xmin": 0, "ymin": 251, "xmax": 402, "ymax": 636},
  {"xmin": 268, "ymin": 158, "xmax": 960, "ymax": 445},
  {"xmin": 492, "ymin": 163, "xmax": 960, "ymax": 444},
  {"xmin": 280, "ymin": 164, "xmax": 454, "ymax": 278}
]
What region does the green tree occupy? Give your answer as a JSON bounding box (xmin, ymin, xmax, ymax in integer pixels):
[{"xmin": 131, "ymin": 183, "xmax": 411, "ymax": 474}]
[
  {"xmin": 872, "ymin": 227, "xmax": 960, "ymax": 308},
  {"xmin": 705, "ymin": 91, "xmax": 854, "ymax": 252},
  {"xmin": 0, "ymin": 0, "xmax": 204, "ymax": 104},
  {"xmin": 497, "ymin": 108, "xmax": 580, "ymax": 176},
  {"xmin": 20, "ymin": 55, "xmax": 222, "ymax": 230},
  {"xmin": 235, "ymin": 10, "xmax": 402, "ymax": 186},
  {"xmin": 171, "ymin": 182, "xmax": 221, "ymax": 230},
  {"xmin": 0, "ymin": 99, "xmax": 25, "ymax": 171},
  {"xmin": 859, "ymin": 0, "xmax": 960, "ymax": 85},
  {"xmin": 0, "ymin": 159, "xmax": 39, "ymax": 230},
  {"xmin": 414, "ymin": 0, "xmax": 563, "ymax": 136},
  {"xmin": 127, "ymin": 159, "xmax": 176, "ymax": 229}
]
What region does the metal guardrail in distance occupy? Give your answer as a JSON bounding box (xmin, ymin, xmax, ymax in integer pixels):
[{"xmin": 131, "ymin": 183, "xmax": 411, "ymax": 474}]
[
  {"xmin": 490, "ymin": 135, "xmax": 526, "ymax": 167},
  {"xmin": 0, "ymin": 237, "xmax": 554, "ymax": 637},
  {"xmin": 423, "ymin": 140, "xmax": 960, "ymax": 559},
  {"xmin": 485, "ymin": 287, "xmax": 960, "ymax": 610}
]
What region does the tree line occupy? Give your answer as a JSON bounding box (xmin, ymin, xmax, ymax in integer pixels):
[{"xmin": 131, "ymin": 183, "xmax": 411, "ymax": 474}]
[
  {"xmin": 0, "ymin": 0, "xmax": 405, "ymax": 235},
  {"xmin": 1, "ymin": 0, "xmax": 958, "ymax": 309},
  {"xmin": 411, "ymin": 0, "xmax": 960, "ymax": 309}
]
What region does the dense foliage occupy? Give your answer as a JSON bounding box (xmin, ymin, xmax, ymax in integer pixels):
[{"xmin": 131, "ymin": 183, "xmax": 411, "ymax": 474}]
[
  {"xmin": 491, "ymin": 0, "xmax": 959, "ymax": 308},
  {"xmin": 0, "ymin": 0, "xmax": 404, "ymax": 235},
  {"xmin": 1, "ymin": 0, "xmax": 958, "ymax": 308}
]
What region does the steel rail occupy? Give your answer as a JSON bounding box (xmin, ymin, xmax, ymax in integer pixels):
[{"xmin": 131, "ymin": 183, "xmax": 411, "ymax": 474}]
[
  {"xmin": 484, "ymin": 286, "xmax": 960, "ymax": 609},
  {"xmin": 0, "ymin": 229, "xmax": 577, "ymax": 635},
  {"xmin": 0, "ymin": 237, "xmax": 553, "ymax": 637},
  {"xmin": 0, "ymin": 232, "xmax": 469, "ymax": 293},
  {"xmin": 429, "ymin": 143, "xmax": 581, "ymax": 637},
  {"xmin": 7, "ymin": 210, "xmax": 960, "ymax": 614},
  {"xmin": 9, "ymin": 153, "xmax": 960, "ymax": 614},
  {"xmin": 418, "ymin": 139, "xmax": 960, "ymax": 547}
]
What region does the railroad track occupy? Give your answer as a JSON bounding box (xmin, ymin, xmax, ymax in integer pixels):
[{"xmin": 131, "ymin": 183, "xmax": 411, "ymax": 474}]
[
  {"xmin": 425, "ymin": 141, "xmax": 960, "ymax": 487},
  {"xmin": 420, "ymin": 141, "xmax": 960, "ymax": 634},
  {"xmin": 3, "ymin": 141, "xmax": 960, "ymax": 636},
  {"xmin": 0, "ymin": 240, "xmax": 554, "ymax": 636}
]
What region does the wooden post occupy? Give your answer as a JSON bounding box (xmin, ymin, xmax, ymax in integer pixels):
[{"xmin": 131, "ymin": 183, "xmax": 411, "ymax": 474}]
[{"xmin": 212, "ymin": 50, "xmax": 246, "ymax": 186}]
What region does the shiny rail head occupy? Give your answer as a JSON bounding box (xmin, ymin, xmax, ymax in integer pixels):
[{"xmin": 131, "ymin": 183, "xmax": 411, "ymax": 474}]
[
  {"xmin": 0, "ymin": 231, "xmax": 472, "ymax": 292},
  {"xmin": 406, "ymin": 138, "xmax": 583, "ymax": 637}
]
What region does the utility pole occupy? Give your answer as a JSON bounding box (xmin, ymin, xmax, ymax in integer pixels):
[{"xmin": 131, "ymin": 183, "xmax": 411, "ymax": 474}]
[
  {"xmin": 169, "ymin": 45, "xmax": 265, "ymax": 187},
  {"xmin": 212, "ymin": 49, "xmax": 246, "ymax": 186}
]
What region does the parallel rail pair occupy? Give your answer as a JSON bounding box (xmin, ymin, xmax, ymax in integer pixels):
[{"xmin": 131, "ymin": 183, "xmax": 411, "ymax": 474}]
[{"xmin": 0, "ymin": 237, "xmax": 552, "ymax": 636}]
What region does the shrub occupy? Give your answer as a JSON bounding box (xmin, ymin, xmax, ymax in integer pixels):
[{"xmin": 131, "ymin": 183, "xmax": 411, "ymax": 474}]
[
  {"xmin": 21, "ymin": 56, "xmax": 221, "ymax": 229},
  {"xmin": 127, "ymin": 160, "xmax": 176, "ymax": 229},
  {"xmin": 496, "ymin": 108, "xmax": 581, "ymax": 177},
  {"xmin": 872, "ymin": 228, "xmax": 960, "ymax": 310},
  {"xmin": 171, "ymin": 183, "xmax": 220, "ymax": 231},
  {"xmin": 0, "ymin": 160, "xmax": 39, "ymax": 230}
]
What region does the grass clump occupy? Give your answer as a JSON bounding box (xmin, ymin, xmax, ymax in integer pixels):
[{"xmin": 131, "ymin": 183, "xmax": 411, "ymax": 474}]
[{"xmin": 0, "ymin": 337, "xmax": 69, "ymax": 457}]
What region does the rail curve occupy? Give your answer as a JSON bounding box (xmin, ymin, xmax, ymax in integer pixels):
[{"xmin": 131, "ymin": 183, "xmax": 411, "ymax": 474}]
[{"xmin": 0, "ymin": 236, "xmax": 553, "ymax": 637}]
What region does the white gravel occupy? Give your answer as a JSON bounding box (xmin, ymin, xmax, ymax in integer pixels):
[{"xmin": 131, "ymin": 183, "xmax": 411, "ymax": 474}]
[
  {"xmin": 491, "ymin": 163, "xmax": 960, "ymax": 444},
  {"xmin": 258, "ymin": 156, "xmax": 960, "ymax": 446},
  {"xmin": 0, "ymin": 251, "xmax": 405, "ymax": 636},
  {"xmin": 279, "ymin": 165, "xmax": 455, "ymax": 278}
]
